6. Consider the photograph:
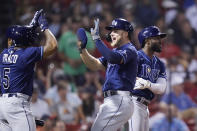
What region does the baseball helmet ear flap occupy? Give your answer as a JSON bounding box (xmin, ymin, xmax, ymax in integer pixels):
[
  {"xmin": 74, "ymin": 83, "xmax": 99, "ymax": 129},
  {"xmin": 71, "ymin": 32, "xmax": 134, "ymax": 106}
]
[
  {"xmin": 138, "ymin": 26, "xmax": 167, "ymax": 47},
  {"xmin": 105, "ymin": 31, "xmax": 112, "ymax": 42}
]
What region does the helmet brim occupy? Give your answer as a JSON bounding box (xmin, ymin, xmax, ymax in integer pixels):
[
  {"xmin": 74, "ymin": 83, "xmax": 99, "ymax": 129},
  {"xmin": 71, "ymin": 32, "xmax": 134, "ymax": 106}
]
[
  {"xmin": 105, "ymin": 25, "xmax": 116, "ymax": 31},
  {"xmin": 158, "ymin": 33, "xmax": 167, "ymax": 38}
]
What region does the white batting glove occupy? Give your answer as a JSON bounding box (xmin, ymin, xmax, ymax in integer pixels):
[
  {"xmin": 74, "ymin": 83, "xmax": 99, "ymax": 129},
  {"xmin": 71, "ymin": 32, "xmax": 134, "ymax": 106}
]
[
  {"xmin": 91, "ymin": 18, "xmax": 100, "ymax": 40},
  {"xmin": 134, "ymin": 78, "xmax": 151, "ymax": 90}
]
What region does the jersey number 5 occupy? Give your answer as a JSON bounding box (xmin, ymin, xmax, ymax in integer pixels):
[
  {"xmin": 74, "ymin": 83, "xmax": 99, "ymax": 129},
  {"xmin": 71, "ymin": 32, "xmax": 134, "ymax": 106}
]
[{"xmin": 3, "ymin": 68, "xmax": 10, "ymax": 89}]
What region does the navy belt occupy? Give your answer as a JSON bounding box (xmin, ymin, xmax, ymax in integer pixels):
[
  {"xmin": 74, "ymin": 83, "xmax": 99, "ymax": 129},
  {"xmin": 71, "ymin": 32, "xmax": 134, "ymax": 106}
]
[
  {"xmin": 0, "ymin": 93, "xmax": 31, "ymax": 101},
  {"xmin": 0, "ymin": 93, "xmax": 17, "ymax": 97},
  {"xmin": 137, "ymin": 97, "xmax": 149, "ymax": 106},
  {"xmin": 133, "ymin": 96, "xmax": 150, "ymax": 106},
  {"xmin": 103, "ymin": 90, "xmax": 132, "ymax": 98}
]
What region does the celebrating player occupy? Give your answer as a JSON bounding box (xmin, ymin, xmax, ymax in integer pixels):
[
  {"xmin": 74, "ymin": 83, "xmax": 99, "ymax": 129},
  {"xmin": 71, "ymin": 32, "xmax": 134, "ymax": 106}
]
[
  {"xmin": 77, "ymin": 18, "xmax": 138, "ymax": 131},
  {"xmin": 129, "ymin": 26, "xmax": 167, "ymax": 131},
  {"xmin": 0, "ymin": 9, "xmax": 57, "ymax": 131}
]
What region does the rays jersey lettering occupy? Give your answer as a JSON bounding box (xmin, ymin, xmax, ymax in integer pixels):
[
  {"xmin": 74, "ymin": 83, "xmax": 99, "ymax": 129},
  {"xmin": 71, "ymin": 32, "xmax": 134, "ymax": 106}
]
[
  {"xmin": 3, "ymin": 54, "xmax": 18, "ymax": 64},
  {"xmin": 141, "ymin": 64, "xmax": 160, "ymax": 82},
  {"xmin": 137, "ymin": 50, "xmax": 166, "ymax": 82},
  {"xmin": 0, "ymin": 46, "xmax": 43, "ymax": 96},
  {"xmin": 132, "ymin": 50, "xmax": 166, "ymax": 100}
]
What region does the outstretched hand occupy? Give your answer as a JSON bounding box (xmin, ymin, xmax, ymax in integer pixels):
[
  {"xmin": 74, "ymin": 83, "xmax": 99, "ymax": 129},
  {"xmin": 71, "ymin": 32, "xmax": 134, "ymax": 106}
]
[
  {"xmin": 29, "ymin": 9, "xmax": 43, "ymax": 29},
  {"xmin": 91, "ymin": 18, "xmax": 100, "ymax": 40},
  {"xmin": 38, "ymin": 11, "xmax": 49, "ymax": 32}
]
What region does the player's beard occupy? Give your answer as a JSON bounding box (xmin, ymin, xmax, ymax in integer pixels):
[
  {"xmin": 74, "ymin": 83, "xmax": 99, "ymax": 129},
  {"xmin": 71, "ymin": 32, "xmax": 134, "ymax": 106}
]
[
  {"xmin": 150, "ymin": 42, "xmax": 162, "ymax": 52},
  {"xmin": 110, "ymin": 34, "xmax": 121, "ymax": 47}
]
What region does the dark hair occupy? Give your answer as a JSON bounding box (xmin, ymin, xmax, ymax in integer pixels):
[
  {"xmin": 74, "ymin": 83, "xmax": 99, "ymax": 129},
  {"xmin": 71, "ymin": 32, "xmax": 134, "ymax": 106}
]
[
  {"xmin": 57, "ymin": 85, "xmax": 66, "ymax": 91},
  {"xmin": 141, "ymin": 41, "xmax": 146, "ymax": 48},
  {"xmin": 128, "ymin": 31, "xmax": 133, "ymax": 41}
]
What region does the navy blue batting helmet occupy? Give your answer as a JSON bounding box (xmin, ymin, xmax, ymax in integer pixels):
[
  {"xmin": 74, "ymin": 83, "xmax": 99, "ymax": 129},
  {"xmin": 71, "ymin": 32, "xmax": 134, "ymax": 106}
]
[
  {"xmin": 6, "ymin": 25, "xmax": 38, "ymax": 47},
  {"xmin": 105, "ymin": 18, "xmax": 133, "ymax": 32},
  {"xmin": 138, "ymin": 26, "xmax": 166, "ymax": 46}
]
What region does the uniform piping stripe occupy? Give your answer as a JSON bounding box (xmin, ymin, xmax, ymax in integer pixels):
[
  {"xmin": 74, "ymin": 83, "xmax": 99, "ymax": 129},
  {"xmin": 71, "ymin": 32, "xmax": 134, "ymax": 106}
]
[
  {"xmin": 130, "ymin": 119, "xmax": 133, "ymax": 131},
  {"xmin": 102, "ymin": 96, "xmax": 123, "ymax": 131},
  {"xmin": 22, "ymin": 102, "xmax": 30, "ymax": 131},
  {"xmin": 41, "ymin": 46, "xmax": 44, "ymax": 59}
]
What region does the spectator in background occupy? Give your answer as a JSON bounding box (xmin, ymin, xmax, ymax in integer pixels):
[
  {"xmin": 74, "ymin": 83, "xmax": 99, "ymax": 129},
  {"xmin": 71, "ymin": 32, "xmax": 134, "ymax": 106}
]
[
  {"xmin": 134, "ymin": 0, "xmax": 159, "ymax": 26},
  {"xmin": 54, "ymin": 85, "xmax": 79, "ymax": 124},
  {"xmin": 184, "ymin": 71, "xmax": 197, "ymax": 104},
  {"xmin": 149, "ymin": 102, "xmax": 169, "ymax": 129},
  {"xmin": 82, "ymin": 69, "xmax": 103, "ymax": 95},
  {"xmin": 169, "ymin": 11, "xmax": 187, "ymax": 39},
  {"xmin": 31, "ymin": 86, "xmax": 51, "ymax": 119},
  {"xmin": 183, "ymin": 0, "xmax": 195, "ymax": 9},
  {"xmin": 161, "ymin": 76, "xmax": 197, "ymax": 120},
  {"xmin": 162, "ymin": 0, "xmax": 178, "ymax": 26},
  {"xmin": 44, "ymin": 68, "xmax": 71, "ymax": 106},
  {"xmin": 48, "ymin": 8, "xmax": 61, "ymax": 38},
  {"xmin": 37, "ymin": 115, "xmax": 55, "ymax": 131},
  {"xmin": 159, "ymin": 30, "xmax": 181, "ymax": 59},
  {"xmin": 131, "ymin": 25, "xmax": 142, "ymax": 50},
  {"xmin": 178, "ymin": 48, "xmax": 192, "ymax": 75},
  {"xmin": 18, "ymin": 6, "xmax": 34, "ymax": 25},
  {"xmin": 188, "ymin": 46, "xmax": 197, "ymax": 81},
  {"xmin": 50, "ymin": 80, "xmax": 86, "ymax": 125},
  {"xmin": 53, "ymin": 120, "xmax": 66, "ymax": 131},
  {"xmin": 58, "ymin": 17, "xmax": 95, "ymax": 86},
  {"xmin": 88, "ymin": 0, "xmax": 103, "ymax": 17},
  {"xmin": 165, "ymin": 57, "xmax": 186, "ymax": 93},
  {"xmin": 151, "ymin": 104, "xmax": 189, "ymax": 131},
  {"xmin": 79, "ymin": 87, "xmax": 100, "ymax": 124},
  {"xmin": 44, "ymin": 67, "xmax": 87, "ymax": 126},
  {"xmin": 174, "ymin": 20, "xmax": 197, "ymax": 55},
  {"xmin": 186, "ymin": 0, "xmax": 197, "ymax": 32},
  {"xmin": 155, "ymin": 16, "xmax": 166, "ymax": 33},
  {"xmin": 44, "ymin": 68, "xmax": 79, "ymax": 106}
]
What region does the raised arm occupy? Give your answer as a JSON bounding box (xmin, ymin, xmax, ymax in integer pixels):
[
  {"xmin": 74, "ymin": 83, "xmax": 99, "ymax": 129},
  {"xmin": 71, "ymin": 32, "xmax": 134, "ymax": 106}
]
[
  {"xmin": 43, "ymin": 29, "xmax": 57, "ymax": 58},
  {"xmin": 38, "ymin": 12, "xmax": 57, "ymax": 58},
  {"xmin": 30, "ymin": 9, "xmax": 57, "ymax": 58},
  {"xmin": 77, "ymin": 28, "xmax": 105, "ymax": 71},
  {"xmin": 79, "ymin": 43, "xmax": 105, "ymax": 71}
]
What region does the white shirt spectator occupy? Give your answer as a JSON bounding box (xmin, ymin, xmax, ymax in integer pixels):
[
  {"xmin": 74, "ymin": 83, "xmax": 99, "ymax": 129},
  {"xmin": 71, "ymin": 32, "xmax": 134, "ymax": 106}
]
[
  {"xmin": 30, "ymin": 99, "xmax": 51, "ymax": 119},
  {"xmin": 56, "ymin": 100, "xmax": 77, "ymax": 124},
  {"xmin": 44, "ymin": 85, "xmax": 82, "ymax": 107},
  {"xmin": 186, "ymin": 4, "xmax": 197, "ymax": 32}
]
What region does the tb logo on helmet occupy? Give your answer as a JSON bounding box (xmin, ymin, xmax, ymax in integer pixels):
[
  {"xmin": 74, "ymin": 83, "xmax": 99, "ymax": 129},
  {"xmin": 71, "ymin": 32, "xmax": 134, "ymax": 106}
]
[{"xmin": 112, "ymin": 20, "xmax": 117, "ymax": 26}]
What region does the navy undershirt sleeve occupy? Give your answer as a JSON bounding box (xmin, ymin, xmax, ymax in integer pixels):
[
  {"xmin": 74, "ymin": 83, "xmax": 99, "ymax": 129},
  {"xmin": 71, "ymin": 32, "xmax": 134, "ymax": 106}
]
[{"xmin": 95, "ymin": 39, "xmax": 122, "ymax": 64}]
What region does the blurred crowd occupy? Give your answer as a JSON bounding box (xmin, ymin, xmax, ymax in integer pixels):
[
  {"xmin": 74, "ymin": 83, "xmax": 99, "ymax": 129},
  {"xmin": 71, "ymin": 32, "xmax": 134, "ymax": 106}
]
[{"xmin": 1, "ymin": 0, "xmax": 197, "ymax": 131}]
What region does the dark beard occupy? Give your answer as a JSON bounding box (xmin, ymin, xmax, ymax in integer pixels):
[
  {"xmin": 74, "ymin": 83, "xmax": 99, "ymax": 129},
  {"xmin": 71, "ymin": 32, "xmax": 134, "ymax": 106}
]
[{"xmin": 151, "ymin": 42, "xmax": 162, "ymax": 52}]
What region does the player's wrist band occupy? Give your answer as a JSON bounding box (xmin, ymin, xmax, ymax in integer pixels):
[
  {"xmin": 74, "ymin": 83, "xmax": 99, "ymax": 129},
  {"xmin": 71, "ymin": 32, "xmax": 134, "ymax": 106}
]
[{"xmin": 78, "ymin": 47, "xmax": 84, "ymax": 54}]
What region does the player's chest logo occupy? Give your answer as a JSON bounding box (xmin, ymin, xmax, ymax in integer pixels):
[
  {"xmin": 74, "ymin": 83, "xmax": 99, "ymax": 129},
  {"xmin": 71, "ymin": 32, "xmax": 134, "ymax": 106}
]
[{"xmin": 141, "ymin": 64, "xmax": 160, "ymax": 82}]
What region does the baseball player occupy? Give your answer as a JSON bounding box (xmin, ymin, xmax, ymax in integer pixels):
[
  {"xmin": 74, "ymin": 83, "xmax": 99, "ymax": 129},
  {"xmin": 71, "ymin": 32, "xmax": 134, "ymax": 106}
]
[
  {"xmin": 77, "ymin": 18, "xmax": 138, "ymax": 131},
  {"xmin": 129, "ymin": 26, "xmax": 167, "ymax": 131},
  {"xmin": 0, "ymin": 9, "xmax": 57, "ymax": 131}
]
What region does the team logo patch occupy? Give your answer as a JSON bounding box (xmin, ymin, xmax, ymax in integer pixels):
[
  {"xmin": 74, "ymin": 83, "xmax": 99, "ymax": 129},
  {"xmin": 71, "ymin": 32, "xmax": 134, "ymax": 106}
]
[
  {"xmin": 147, "ymin": 67, "xmax": 151, "ymax": 73},
  {"xmin": 112, "ymin": 20, "xmax": 117, "ymax": 26}
]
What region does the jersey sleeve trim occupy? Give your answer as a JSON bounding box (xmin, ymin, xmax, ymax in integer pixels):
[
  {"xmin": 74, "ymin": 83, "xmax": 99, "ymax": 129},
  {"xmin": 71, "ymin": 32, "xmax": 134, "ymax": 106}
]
[
  {"xmin": 41, "ymin": 46, "xmax": 44, "ymax": 59},
  {"xmin": 99, "ymin": 58, "xmax": 106, "ymax": 67}
]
